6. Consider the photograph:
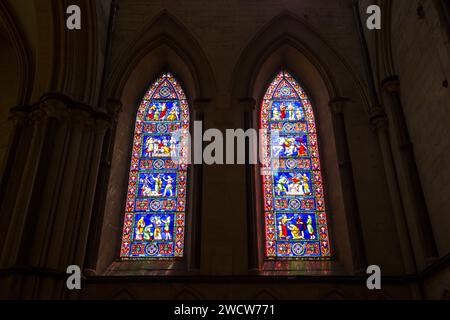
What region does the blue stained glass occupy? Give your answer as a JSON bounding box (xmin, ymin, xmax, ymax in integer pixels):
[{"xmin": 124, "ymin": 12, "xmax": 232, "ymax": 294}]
[{"xmin": 261, "ymin": 71, "xmax": 331, "ymax": 259}]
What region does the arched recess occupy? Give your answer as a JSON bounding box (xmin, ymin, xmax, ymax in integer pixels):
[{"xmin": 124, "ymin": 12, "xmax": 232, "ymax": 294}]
[
  {"xmin": 231, "ymin": 11, "xmax": 381, "ymax": 274},
  {"xmin": 93, "ymin": 11, "xmax": 216, "ymax": 275}
]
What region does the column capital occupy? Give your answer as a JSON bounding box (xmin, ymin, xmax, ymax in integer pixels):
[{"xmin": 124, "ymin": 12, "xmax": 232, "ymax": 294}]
[
  {"xmin": 105, "ymin": 98, "xmax": 123, "ymax": 116},
  {"xmin": 236, "ymin": 97, "xmax": 257, "ymax": 112},
  {"xmin": 39, "ymin": 98, "xmax": 71, "ymax": 120},
  {"xmin": 369, "ymin": 107, "xmax": 389, "ymax": 132},
  {"xmin": 69, "ymin": 108, "xmax": 94, "ymax": 128},
  {"xmin": 28, "ymin": 108, "xmax": 47, "ymax": 123},
  {"xmin": 9, "ymin": 107, "xmax": 29, "ymax": 124},
  {"xmin": 94, "ymin": 117, "xmax": 112, "ymax": 134},
  {"xmin": 35, "ymin": 93, "xmax": 101, "ymax": 122},
  {"xmin": 381, "ymin": 76, "xmax": 400, "ymax": 93},
  {"xmin": 328, "ymin": 97, "xmax": 350, "ymax": 115},
  {"xmin": 192, "ymin": 98, "xmax": 212, "ymax": 112}
]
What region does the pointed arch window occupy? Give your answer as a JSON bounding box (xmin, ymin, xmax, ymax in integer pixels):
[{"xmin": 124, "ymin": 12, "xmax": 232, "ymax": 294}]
[
  {"xmin": 261, "ymin": 71, "xmax": 331, "ymax": 259},
  {"xmin": 120, "ymin": 73, "xmax": 189, "ymax": 259}
]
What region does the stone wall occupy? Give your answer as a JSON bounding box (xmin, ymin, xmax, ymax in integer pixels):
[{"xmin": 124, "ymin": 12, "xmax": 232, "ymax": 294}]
[
  {"xmin": 0, "ymin": 0, "xmax": 448, "ymax": 300},
  {"xmin": 390, "ymin": 0, "xmax": 450, "ymax": 256}
]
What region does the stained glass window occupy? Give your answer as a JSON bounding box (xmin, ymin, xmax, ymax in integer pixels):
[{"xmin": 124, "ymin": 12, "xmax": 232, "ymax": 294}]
[
  {"xmin": 261, "ymin": 71, "xmax": 331, "ymax": 259},
  {"xmin": 120, "ymin": 73, "xmax": 189, "ymax": 259}
]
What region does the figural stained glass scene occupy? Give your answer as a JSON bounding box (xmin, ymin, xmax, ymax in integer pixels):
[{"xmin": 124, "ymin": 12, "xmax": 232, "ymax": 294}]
[
  {"xmin": 261, "ymin": 71, "xmax": 331, "ymax": 259},
  {"xmin": 120, "ymin": 73, "xmax": 189, "ymax": 259}
]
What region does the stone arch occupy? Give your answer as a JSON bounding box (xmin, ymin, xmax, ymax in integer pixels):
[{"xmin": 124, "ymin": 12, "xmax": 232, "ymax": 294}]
[
  {"xmin": 0, "ymin": 1, "xmax": 108, "ymax": 106},
  {"xmin": 95, "ymin": 11, "xmax": 215, "ymax": 274},
  {"xmin": 232, "ymin": 11, "xmax": 381, "ymax": 273},
  {"xmin": 32, "ymin": 0, "xmax": 106, "ymax": 105},
  {"xmin": 231, "ymin": 11, "xmax": 369, "ymax": 108},
  {"xmin": 106, "ymin": 10, "xmax": 216, "ymax": 104}
]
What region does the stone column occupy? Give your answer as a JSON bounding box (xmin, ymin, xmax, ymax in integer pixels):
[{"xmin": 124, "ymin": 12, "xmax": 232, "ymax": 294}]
[
  {"xmin": 187, "ymin": 98, "xmax": 210, "ymax": 271},
  {"xmin": 0, "ymin": 107, "xmax": 50, "ymax": 269},
  {"xmin": 369, "ymin": 108, "xmax": 417, "ymax": 274},
  {"xmin": 328, "ymin": 98, "xmax": 367, "ymax": 274},
  {"xmin": 26, "ymin": 99, "xmax": 72, "ymax": 270},
  {"xmin": 27, "ymin": 101, "xmax": 86, "ymax": 299},
  {"xmin": 74, "ymin": 116, "xmax": 111, "ymax": 267},
  {"xmin": 381, "ymin": 77, "xmax": 438, "ymax": 265},
  {"xmin": 437, "ymin": 0, "xmax": 450, "ymax": 37},
  {"xmin": 238, "ymin": 97, "xmax": 259, "ymax": 271},
  {"xmin": 0, "ymin": 108, "xmax": 47, "ymax": 299},
  {"xmin": 0, "ymin": 94, "xmax": 112, "ymax": 299},
  {"xmin": 0, "ymin": 110, "xmax": 29, "ymax": 245},
  {"xmin": 83, "ymin": 99, "xmax": 122, "ymax": 276}
]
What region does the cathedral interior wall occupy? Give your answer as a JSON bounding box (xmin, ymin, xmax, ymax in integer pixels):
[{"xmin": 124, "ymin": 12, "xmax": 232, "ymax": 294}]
[{"xmin": 0, "ymin": 0, "xmax": 448, "ymax": 300}]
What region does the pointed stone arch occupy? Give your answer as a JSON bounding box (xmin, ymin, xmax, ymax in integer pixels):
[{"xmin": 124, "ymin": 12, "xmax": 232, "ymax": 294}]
[
  {"xmin": 16, "ymin": 0, "xmax": 105, "ymax": 105},
  {"xmin": 231, "ymin": 10, "xmax": 369, "ymax": 109},
  {"xmin": 233, "ymin": 11, "xmax": 373, "ymax": 274},
  {"xmin": 95, "ymin": 11, "xmax": 214, "ymax": 274},
  {"xmin": 107, "ymin": 10, "xmax": 216, "ymax": 104}
]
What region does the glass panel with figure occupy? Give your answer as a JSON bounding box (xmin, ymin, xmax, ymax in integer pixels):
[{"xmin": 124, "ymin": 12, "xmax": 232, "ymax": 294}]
[
  {"xmin": 120, "ymin": 73, "xmax": 189, "ymax": 259},
  {"xmin": 260, "ymin": 71, "xmax": 331, "ymax": 259}
]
